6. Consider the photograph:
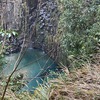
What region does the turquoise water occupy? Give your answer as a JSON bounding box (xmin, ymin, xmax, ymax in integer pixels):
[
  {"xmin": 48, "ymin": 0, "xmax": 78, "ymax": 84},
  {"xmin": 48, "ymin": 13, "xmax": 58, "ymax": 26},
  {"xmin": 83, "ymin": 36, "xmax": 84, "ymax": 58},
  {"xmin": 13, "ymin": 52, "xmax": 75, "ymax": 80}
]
[{"xmin": 1, "ymin": 49, "xmax": 57, "ymax": 92}]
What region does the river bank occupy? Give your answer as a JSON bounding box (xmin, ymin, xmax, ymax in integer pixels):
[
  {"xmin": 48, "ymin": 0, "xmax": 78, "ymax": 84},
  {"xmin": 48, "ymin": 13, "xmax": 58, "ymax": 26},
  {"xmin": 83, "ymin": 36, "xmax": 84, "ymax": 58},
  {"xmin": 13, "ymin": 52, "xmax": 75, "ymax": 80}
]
[{"xmin": 0, "ymin": 57, "xmax": 100, "ymax": 100}]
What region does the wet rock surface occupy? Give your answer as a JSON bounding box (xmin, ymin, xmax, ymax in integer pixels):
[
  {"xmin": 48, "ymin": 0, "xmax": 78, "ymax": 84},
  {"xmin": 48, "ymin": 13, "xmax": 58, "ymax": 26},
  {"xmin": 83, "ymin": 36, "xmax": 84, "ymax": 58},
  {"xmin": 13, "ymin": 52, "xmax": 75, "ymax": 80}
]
[{"xmin": 4, "ymin": 35, "xmax": 22, "ymax": 55}]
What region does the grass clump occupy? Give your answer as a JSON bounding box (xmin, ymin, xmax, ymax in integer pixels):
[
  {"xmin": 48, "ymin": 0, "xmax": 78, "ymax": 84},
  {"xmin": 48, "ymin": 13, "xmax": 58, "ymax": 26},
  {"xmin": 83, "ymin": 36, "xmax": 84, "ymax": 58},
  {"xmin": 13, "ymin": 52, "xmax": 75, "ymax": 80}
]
[{"xmin": 32, "ymin": 63, "xmax": 100, "ymax": 100}]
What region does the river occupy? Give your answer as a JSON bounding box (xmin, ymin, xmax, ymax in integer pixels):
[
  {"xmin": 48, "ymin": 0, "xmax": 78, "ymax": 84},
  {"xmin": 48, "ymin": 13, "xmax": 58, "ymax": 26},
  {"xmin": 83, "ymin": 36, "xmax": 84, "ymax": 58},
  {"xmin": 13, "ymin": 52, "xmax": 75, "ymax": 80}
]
[{"xmin": 0, "ymin": 48, "xmax": 57, "ymax": 92}]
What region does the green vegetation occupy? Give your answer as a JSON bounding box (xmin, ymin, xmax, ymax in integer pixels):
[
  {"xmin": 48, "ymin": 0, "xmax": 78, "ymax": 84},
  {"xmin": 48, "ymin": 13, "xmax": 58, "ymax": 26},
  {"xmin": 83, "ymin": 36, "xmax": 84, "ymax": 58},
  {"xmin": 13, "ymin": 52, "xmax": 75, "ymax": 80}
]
[
  {"xmin": 0, "ymin": 28, "xmax": 18, "ymax": 38},
  {"xmin": 58, "ymin": 0, "xmax": 100, "ymax": 69},
  {"xmin": 0, "ymin": 0, "xmax": 100, "ymax": 100},
  {"xmin": 0, "ymin": 28, "xmax": 18, "ymax": 65}
]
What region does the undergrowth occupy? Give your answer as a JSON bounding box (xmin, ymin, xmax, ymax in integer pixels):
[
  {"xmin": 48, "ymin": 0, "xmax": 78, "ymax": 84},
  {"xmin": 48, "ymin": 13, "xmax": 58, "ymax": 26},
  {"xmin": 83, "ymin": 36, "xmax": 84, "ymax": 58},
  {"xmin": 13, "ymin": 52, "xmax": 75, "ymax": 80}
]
[{"xmin": 0, "ymin": 56, "xmax": 100, "ymax": 100}]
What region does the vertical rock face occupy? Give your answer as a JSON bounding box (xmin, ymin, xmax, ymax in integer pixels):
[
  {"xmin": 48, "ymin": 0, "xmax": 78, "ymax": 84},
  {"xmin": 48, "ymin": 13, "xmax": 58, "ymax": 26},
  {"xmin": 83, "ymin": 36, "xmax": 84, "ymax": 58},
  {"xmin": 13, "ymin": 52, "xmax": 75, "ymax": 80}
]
[
  {"xmin": 0, "ymin": 0, "xmax": 60, "ymax": 60},
  {"xmin": 30, "ymin": 0, "xmax": 59, "ymax": 51},
  {"xmin": 0, "ymin": 0, "xmax": 24, "ymax": 54},
  {"xmin": 0, "ymin": 0, "xmax": 22, "ymax": 30}
]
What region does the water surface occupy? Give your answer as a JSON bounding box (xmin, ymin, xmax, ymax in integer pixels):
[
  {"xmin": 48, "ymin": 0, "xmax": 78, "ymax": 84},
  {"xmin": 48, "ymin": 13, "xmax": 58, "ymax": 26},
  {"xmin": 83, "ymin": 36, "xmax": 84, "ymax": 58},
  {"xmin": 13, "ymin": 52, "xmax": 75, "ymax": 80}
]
[{"xmin": 1, "ymin": 49, "xmax": 57, "ymax": 92}]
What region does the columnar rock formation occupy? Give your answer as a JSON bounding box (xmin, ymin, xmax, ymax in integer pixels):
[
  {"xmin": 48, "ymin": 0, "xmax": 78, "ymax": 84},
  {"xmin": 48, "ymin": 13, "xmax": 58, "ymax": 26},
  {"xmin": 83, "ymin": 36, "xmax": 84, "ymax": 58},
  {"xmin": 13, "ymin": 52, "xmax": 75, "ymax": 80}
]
[
  {"xmin": 0, "ymin": 0, "xmax": 60, "ymax": 61},
  {"xmin": 0, "ymin": 0, "xmax": 22, "ymax": 30}
]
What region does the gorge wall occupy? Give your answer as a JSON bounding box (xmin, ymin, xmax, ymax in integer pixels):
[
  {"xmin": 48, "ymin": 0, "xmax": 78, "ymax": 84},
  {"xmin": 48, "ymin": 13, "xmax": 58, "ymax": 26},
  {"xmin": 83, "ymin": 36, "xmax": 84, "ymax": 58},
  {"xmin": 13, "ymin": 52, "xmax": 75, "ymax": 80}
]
[{"xmin": 0, "ymin": 0, "xmax": 60, "ymax": 61}]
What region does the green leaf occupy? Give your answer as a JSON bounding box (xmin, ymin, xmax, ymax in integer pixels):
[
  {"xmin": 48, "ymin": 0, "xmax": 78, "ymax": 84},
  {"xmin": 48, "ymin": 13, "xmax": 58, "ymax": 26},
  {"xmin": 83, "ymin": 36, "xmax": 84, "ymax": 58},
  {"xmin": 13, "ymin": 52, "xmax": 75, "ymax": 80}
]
[
  {"xmin": 0, "ymin": 32, "xmax": 3, "ymax": 34},
  {"xmin": 8, "ymin": 34, "xmax": 11, "ymax": 38},
  {"xmin": 1, "ymin": 33, "xmax": 5, "ymax": 37},
  {"xmin": 12, "ymin": 31, "xmax": 17, "ymax": 36}
]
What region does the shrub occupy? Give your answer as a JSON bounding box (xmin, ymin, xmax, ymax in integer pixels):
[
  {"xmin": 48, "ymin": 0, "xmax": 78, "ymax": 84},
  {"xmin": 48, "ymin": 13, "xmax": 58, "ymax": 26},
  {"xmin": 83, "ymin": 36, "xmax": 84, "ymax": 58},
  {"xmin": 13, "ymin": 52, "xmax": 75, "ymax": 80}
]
[{"xmin": 58, "ymin": 0, "xmax": 100, "ymax": 69}]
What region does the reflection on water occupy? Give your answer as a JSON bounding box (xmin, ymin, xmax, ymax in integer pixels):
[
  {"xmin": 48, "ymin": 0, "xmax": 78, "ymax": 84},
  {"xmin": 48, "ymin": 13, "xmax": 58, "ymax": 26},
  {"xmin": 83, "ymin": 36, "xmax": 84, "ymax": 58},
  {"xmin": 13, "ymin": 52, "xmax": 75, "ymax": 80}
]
[{"xmin": 1, "ymin": 49, "xmax": 57, "ymax": 92}]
